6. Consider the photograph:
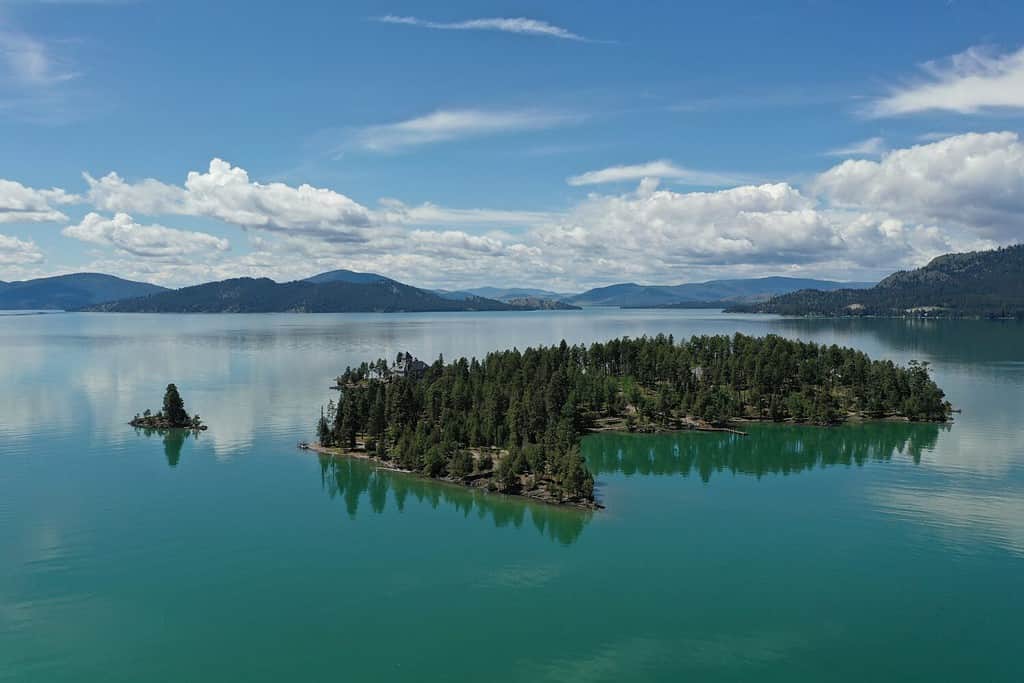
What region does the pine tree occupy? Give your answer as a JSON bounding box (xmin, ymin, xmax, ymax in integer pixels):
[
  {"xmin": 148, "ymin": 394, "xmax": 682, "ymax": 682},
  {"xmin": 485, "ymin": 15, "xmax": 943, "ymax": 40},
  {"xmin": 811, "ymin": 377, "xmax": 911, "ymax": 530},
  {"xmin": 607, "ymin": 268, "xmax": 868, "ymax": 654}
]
[{"xmin": 162, "ymin": 383, "xmax": 189, "ymax": 427}]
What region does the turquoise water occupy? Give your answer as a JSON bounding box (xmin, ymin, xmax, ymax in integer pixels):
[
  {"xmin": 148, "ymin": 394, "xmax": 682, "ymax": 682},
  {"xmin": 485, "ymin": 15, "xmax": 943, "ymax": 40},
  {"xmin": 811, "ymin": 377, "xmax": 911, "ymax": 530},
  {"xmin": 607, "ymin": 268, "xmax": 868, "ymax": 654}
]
[{"xmin": 1, "ymin": 310, "xmax": 1022, "ymax": 681}]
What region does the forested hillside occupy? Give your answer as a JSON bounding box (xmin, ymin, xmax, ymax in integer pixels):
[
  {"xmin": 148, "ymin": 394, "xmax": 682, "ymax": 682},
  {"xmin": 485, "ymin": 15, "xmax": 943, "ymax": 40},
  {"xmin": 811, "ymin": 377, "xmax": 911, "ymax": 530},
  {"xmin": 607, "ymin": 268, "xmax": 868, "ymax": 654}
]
[
  {"xmin": 570, "ymin": 277, "xmax": 872, "ymax": 307},
  {"xmin": 0, "ymin": 273, "xmax": 166, "ymax": 310},
  {"xmin": 732, "ymin": 245, "xmax": 1024, "ymax": 318},
  {"xmin": 84, "ymin": 277, "xmax": 526, "ymax": 313}
]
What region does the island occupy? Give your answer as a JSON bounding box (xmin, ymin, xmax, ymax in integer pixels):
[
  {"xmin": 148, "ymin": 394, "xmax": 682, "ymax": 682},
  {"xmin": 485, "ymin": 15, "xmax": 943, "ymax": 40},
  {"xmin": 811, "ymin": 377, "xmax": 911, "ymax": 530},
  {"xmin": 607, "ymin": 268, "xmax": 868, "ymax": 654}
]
[
  {"xmin": 309, "ymin": 334, "xmax": 951, "ymax": 508},
  {"xmin": 131, "ymin": 383, "xmax": 207, "ymax": 431}
]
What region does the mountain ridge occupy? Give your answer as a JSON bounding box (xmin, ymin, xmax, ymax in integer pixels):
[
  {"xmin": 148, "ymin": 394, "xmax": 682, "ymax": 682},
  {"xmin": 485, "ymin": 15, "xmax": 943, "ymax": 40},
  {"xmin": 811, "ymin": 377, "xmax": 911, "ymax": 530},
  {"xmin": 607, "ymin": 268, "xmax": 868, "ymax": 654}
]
[
  {"xmin": 0, "ymin": 273, "xmax": 168, "ymax": 310},
  {"xmin": 568, "ymin": 277, "xmax": 873, "ymax": 307},
  {"xmin": 729, "ymin": 245, "xmax": 1024, "ymax": 318},
  {"xmin": 82, "ymin": 277, "xmax": 548, "ymax": 313}
]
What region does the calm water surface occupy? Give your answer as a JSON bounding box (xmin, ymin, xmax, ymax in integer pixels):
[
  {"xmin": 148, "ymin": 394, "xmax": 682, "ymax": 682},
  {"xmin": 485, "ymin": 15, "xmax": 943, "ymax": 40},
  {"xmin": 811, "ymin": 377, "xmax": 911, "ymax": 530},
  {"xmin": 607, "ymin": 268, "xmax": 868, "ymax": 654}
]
[{"xmin": 1, "ymin": 310, "xmax": 1021, "ymax": 681}]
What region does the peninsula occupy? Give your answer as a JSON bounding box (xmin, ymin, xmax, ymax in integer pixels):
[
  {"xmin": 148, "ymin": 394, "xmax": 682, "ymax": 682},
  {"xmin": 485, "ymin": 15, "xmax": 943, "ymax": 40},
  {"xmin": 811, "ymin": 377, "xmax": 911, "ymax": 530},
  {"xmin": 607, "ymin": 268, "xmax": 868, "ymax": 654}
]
[
  {"xmin": 131, "ymin": 383, "xmax": 206, "ymax": 431},
  {"xmin": 311, "ymin": 334, "xmax": 951, "ymax": 508},
  {"xmin": 729, "ymin": 244, "xmax": 1024, "ymax": 319}
]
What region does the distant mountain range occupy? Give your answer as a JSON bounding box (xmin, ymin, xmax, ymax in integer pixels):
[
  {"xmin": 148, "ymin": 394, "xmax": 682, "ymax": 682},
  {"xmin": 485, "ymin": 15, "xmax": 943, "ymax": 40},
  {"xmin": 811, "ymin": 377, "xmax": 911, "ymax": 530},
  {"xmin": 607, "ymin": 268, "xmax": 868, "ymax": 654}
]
[
  {"xmin": 567, "ymin": 277, "xmax": 873, "ymax": 308},
  {"xmin": 0, "ymin": 273, "xmax": 167, "ymax": 310},
  {"xmin": 84, "ymin": 277, "xmax": 553, "ymax": 313},
  {"xmin": 0, "ymin": 269, "xmax": 874, "ymax": 313},
  {"xmin": 730, "ymin": 245, "xmax": 1024, "ymax": 318},
  {"xmin": 439, "ymin": 286, "xmax": 572, "ymax": 302},
  {"xmin": 11, "ymin": 250, "xmax": 1018, "ymax": 317}
]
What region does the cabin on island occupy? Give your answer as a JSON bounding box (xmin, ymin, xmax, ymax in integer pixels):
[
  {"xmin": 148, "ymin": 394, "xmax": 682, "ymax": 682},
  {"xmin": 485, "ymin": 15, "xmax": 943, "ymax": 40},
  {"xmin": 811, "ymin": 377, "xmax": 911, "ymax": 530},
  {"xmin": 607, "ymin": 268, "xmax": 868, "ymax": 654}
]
[
  {"xmin": 390, "ymin": 353, "xmax": 428, "ymax": 379},
  {"xmin": 349, "ymin": 353, "xmax": 429, "ymax": 385}
]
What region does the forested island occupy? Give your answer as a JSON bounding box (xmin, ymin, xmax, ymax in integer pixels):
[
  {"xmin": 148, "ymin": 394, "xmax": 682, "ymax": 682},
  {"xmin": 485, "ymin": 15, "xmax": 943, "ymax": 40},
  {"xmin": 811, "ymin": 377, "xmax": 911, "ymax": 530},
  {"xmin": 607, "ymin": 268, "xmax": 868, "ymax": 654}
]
[
  {"xmin": 730, "ymin": 245, "xmax": 1024, "ymax": 318},
  {"xmin": 311, "ymin": 334, "xmax": 951, "ymax": 508},
  {"xmin": 131, "ymin": 384, "xmax": 206, "ymax": 431}
]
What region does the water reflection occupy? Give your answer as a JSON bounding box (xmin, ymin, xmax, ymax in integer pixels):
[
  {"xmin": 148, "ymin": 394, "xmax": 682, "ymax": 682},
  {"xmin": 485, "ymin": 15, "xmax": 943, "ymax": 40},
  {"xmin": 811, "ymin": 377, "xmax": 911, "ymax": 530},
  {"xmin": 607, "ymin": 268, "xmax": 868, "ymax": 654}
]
[
  {"xmin": 585, "ymin": 422, "xmax": 945, "ymax": 481},
  {"xmin": 318, "ymin": 454, "xmax": 591, "ymax": 545},
  {"xmin": 770, "ymin": 317, "xmax": 1024, "ymax": 369},
  {"xmin": 133, "ymin": 427, "xmax": 197, "ymax": 467}
]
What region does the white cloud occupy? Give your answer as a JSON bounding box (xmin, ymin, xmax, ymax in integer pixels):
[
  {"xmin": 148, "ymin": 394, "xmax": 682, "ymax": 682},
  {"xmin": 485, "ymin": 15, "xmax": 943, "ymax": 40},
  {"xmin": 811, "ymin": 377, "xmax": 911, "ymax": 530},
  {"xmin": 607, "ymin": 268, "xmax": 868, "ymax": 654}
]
[
  {"xmin": 407, "ymin": 229, "xmax": 508, "ymax": 256},
  {"xmin": 567, "ymin": 160, "xmax": 743, "ymax": 187},
  {"xmin": 541, "ymin": 180, "xmax": 846, "ymax": 268},
  {"xmin": 0, "ymin": 30, "xmax": 76, "ymax": 86},
  {"xmin": 814, "ymin": 131, "xmax": 1024, "ymax": 241},
  {"xmin": 377, "ymin": 198, "xmax": 559, "ymax": 227},
  {"xmin": 916, "ymin": 131, "xmax": 961, "ymax": 142},
  {"xmin": 374, "ymin": 15, "xmax": 588, "ymax": 41},
  {"xmin": 0, "ymin": 232, "xmax": 44, "ymax": 265},
  {"xmin": 355, "ymin": 108, "xmax": 577, "ymax": 151},
  {"xmin": 81, "ymin": 172, "xmax": 185, "ymax": 215},
  {"xmin": 825, "ymin": 137, "xmax": 886, "ymax": 158},
  {"xmin": 0, "ymin": 178, "xmax": 77, "ymax": 223},
  {"xmin": 85, "ymin": 159, "xmax": 375, "ymax": 240},
  {"xmin": 872, "ymin": 45, "xmax": 1024, "ymax": 116},
  {"xmin": 16, "ymin": 132, "xmax": 1024, "ymax": 291},
  {"xmin": 62, "ymin": 212, "xmax": 230, "ymax": 260}
]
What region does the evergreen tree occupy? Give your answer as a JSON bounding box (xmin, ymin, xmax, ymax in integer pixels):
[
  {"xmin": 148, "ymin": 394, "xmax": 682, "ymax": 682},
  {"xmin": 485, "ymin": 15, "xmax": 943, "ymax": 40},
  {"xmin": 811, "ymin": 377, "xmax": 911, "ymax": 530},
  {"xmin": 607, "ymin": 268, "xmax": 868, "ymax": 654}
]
[
  {"xmin": 162, "ymin": 383, "xmax": 189, "ymax": 427},
  {"xmin": 319, "ymin": 336, "xmax": 950, "ymax": 504}
]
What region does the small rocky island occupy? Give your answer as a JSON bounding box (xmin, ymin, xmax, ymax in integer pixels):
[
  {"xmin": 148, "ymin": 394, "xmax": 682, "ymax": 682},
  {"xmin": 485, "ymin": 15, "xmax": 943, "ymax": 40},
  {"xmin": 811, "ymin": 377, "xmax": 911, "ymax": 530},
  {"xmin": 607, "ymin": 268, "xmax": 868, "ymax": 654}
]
[
  {"xmin": 131, "ymin": 383, "xmax": 206, "ymax": 431},
  {"xmin": 309, "ymin": 335, "xmax": 952, "ymax": 509}
]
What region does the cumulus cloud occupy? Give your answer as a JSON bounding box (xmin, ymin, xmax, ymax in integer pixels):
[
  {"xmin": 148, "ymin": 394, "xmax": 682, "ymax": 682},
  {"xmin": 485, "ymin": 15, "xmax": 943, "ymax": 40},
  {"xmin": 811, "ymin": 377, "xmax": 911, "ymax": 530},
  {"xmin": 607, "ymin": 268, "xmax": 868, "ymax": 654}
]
[
  {"xmin": 542, "ymin": 180, "xmax": 844, "ymax": 268},
  {"xmin": 825, "ymin": 137, "xmax": 886, "ymax": 158},
  {"xmin": 567, "ymin": 160, "xmax": 743, "ymax": 187},
  {"xmin": 15, "ymin": 132, "xmax": 1024, "ymax": 290},
  {"xmin": 814, "ymin": 131, "xmax": 1024, "ymax": 241},
  {"xmin": 82, "ymin": 157, "xmax": 558, "ymax": 243},
  {"xmin": 0, "ymin": 179, "xmax": 77, "ymax": 223},
  {"xmin": 85, "ymin": 159, "xmax": 374, "ymax": 240},
  {"xmin": 355, "ymin": 108, "xmax": 577, "ymax": 151},
  {"xmin": 62, "ymin": 212, "xmax": 230, "ymax": 260},
  {"xmin": 0, "ymin": 232, "xmax": 44, "ymax": 265},
  {"xmin": 374, "ymin": 15, "xmax": 588, "ymax": 41},
  {"xmin": 871, "ymin": 45, "xmax": 1024, "ymax": 116}
]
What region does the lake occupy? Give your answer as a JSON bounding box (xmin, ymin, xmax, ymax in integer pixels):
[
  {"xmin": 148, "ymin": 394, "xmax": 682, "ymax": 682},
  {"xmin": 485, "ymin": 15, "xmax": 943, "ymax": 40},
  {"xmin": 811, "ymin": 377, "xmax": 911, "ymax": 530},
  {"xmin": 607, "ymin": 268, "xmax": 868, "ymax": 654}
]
[{"xmin": 1, "ymin": 309, "xmax": 1021, "ymax": 681}]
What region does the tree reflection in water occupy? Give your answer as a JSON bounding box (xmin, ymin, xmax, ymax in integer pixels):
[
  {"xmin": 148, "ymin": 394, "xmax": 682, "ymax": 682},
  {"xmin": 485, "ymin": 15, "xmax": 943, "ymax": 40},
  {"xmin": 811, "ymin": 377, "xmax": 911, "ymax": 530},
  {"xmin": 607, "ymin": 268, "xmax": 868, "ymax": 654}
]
[
  {"xmin": 585, "ymin": 421, "xmax": 945, "ymax": 481},
  {"xmin": 318, "ymin": 454, "xmax": 591, "ymax": 546},
  {"xmin": 133, "ymin": 426, "xmax": 196, "ymax": 468}
]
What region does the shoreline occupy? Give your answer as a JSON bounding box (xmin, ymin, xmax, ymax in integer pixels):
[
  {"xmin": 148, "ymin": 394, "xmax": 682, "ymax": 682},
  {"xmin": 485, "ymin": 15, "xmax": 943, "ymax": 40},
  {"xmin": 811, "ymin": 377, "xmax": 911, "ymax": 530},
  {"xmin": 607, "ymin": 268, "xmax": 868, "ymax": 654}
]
[
  {"xmin": 300, "ymin": 410, "xmax": 950, "ymax": 511},
  {"xmin": 587, "ymin": 415, "xmax": 749, "ymax": 436},
  {"xmin": 299, "ymin": 441, "xmax": 602, "ymax": 511}
]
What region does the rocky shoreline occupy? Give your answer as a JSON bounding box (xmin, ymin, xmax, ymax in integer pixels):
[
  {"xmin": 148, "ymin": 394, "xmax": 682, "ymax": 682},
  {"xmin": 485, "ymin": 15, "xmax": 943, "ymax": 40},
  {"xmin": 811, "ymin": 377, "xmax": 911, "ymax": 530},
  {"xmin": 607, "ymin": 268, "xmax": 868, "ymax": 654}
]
[
  {"xmin": 130, "ymin": 416, "xmax": 208, "ymax": 431},
  {"xmin": 300, "ymin": 410, "xmax": 951, "ymax": 511},
  {"xmin": 299, "ymin": 441, "xmax": 602, "ymax": 511}
]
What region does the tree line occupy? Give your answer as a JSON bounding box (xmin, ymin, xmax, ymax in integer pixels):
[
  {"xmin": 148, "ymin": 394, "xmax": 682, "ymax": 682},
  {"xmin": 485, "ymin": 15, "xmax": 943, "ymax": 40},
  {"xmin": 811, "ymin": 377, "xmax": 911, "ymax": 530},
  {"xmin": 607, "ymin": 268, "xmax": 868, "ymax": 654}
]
[
  {"xmin": 317, "ymin": 334, "xmax": 950, "ymax": 503},
  {"xmin": 733, "ymin": 244, "xmax": 1024, "ymax": 318}
]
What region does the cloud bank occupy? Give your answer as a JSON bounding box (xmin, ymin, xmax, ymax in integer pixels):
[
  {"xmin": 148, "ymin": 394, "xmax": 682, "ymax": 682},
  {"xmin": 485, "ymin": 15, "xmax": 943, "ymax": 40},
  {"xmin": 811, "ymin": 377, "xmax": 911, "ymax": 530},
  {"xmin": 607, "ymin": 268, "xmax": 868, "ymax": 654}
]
[{"xmin": 1, "ymin": 132, "xmax": 1023, "ymax": 289}]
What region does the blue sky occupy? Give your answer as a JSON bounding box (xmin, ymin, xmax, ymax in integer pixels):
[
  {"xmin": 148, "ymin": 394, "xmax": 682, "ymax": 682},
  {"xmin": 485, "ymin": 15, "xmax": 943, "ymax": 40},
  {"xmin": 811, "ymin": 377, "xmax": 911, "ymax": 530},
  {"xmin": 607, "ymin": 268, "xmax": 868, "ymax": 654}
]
[{"xmin": 1, "ymin": 0, "xmax": 1024, "ymax": 290}]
